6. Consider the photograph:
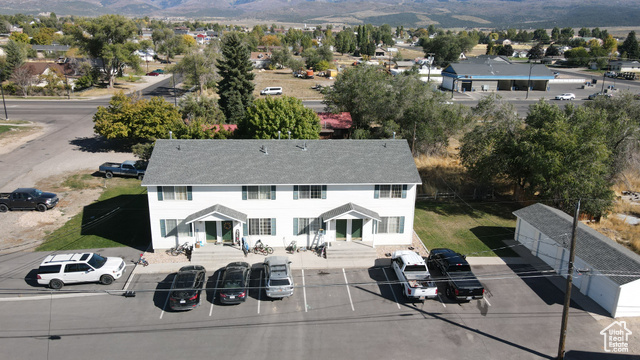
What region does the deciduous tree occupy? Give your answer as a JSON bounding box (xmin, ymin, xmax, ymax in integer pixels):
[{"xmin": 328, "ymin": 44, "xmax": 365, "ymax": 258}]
[{"xmin": 238, "ymin": 96, "xmax": 320, "ymax": 139}]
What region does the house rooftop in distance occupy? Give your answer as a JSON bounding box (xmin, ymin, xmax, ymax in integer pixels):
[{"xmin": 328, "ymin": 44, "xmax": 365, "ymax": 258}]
[{"xmin": 141, "ymin": 139, "xmax": 421, "ymax": 186}]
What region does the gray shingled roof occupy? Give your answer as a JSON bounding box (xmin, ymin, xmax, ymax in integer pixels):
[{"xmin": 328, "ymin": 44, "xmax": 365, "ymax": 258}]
[
  {"xmin": 513, "ymin": 203, "xmax": 640, "ymax": 285},
  {"xmin": 184, "ymin": 204, "xmax": 247, "ymax": 224},
  {"xmin": 444, "ymin": 63, "xmax": 554, "ymax": 78},
  {"xmin": 142, "ymin": 139, "xmax": 422, "ymax": 186},
  {"xmin": 321, "ymin": 203, "xmax": 381, "ymax": 221}
]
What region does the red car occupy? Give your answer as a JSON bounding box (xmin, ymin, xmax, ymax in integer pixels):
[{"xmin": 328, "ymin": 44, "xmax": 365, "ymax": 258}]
[{"xmin": 146, "ymin": 72, "xmax": 160, "ymax": 76}]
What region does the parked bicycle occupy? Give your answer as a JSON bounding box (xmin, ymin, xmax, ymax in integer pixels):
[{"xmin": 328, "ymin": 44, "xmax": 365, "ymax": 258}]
[
  {"xmin": 252, "ymin": 240, "xmax": 274, "ymax": 255},
  {"xmin": 167, "ymin": 242, "xmax": 192, "ymax": 257},
  {"xmin": 315, "ymin": 243, "xmax": 327, "ymax": 258},
  {"xmin": 135, "ymin": 253, "xmax": 149, "ymax": 267}
]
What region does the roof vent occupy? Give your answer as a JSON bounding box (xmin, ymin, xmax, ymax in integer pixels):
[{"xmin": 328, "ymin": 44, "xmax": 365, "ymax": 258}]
[{"xmin": 261, "ymin": 145, "xmax": 268, "ymax": 155}]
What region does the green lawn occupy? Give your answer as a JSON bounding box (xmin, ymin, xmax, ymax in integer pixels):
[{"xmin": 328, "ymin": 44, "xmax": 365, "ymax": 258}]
[
  {"xmin": 414, "ymin": 201, "xmax": 519, "ymax": 257},
  {"xmin": 37, "ymin": 179, "xmax": 151, "ymax": 251},
  {"xmin": 0, "ymin": 125, "xmax": 17, "ymax": 135}
]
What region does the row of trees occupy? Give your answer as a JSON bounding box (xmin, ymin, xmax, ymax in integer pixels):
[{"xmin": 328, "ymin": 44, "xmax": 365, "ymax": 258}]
[{"xmin": 459, "ymin": 94, "xmax": 640, "ymax": 217}]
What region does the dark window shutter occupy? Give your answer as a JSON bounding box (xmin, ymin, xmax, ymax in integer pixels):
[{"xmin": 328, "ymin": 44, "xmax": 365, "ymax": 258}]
[
  {"xmin": 160, "ymin": 219, "xmax": 166, "ymax": 237},
  {"xmin": 321, "ymin": 185, "xmax": 327, "ymax": 199},
  {"xmin": 242, "ymin": 186, "xmax": 247, "ymax": 200},
  {"xmin": 399, "ymin": 216, "xmax": 405, "ymax": 234},
  {"xmin": 243, "ymin": 223, "xmax": 248, "ymax": 236},
  {"xmin": 271, "ymin": 185, "xmax": 276, "ymax": 200},
  {"xmin": 188, "ymin": 223, "xmax": 193, "ymax": 236},
  {"xmin": 293, "ymin": 218, "xmax": 298, "ymax": 235},
  {"xmin": 293, "ymin": 185, "xmax": 299, "ymax": 200},
  {"xmin": 271, "ymin": 218, "xmax": 276, "ymax": 236},
  {"xmin": 374, "ymin": 185, "xmax": 380, "ymax": 199},
  {"xmin": 187, "ymin": 186, "xmax": 193, "ymax": 201},
  {"xmin": 402, "ymin": 184, "xmax": 407, "ymax": 199},
  {"xmin": 157, "ymin": 186, "xmax": 163, "ymax": 201}
]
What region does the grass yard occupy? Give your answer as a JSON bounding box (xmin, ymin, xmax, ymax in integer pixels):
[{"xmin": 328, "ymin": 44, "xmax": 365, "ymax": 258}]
[
  {"xmin": 414, "ymin": 201, "xmax": 519, "ymax": 257},
  {"xmin": 37, "ymin": 178, "xmax": 150, "ymax": 251},
  {"xmin": 0, "ymin": 124, "xmax": 17, "ymax": 135}
]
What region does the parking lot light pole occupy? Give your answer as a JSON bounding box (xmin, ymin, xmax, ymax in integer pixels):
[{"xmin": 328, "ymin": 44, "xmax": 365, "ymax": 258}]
[{"xmin": 0, "ymin": 72, "xmax": 8, "ymax": 120}]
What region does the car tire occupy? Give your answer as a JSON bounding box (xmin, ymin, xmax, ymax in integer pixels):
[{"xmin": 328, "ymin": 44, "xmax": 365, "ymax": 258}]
[
  {"xmin": 0, "ymin": 204, "xmax": 8, "ymax": 212},
  {"xmin": 36, "ymin": 203, "xmax": 47, "ymax": 212},
  {"xmin": 137, "ymin": 174, "xmax": 144, "ymax": 181},
  {"xmin": 100, "ymin": 275, "xmax": 114, "ymax": 285},
  {"xmin": 49, "ymin": 279, "xmax": 63, "ymax": 290},
  {"xmin": 105, "ymin": 171, "xmax": 113, "ymax": 179},
  {"xmin": 445, "ymin": 286, "xmax": 452, "ymax": 299}
]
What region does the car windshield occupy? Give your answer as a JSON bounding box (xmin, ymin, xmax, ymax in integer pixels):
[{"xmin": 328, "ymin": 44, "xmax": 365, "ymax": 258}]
[
  {"xmin": 269, "ymin": 279, "xmax": 291, "ymax": 287},
  {"xmin": 87, "ymin": 254, "xmax": 108, "ymax": 269},
  {"xmin": 31, "ymin": 189, "xmax": 43, "ymax": 197}
]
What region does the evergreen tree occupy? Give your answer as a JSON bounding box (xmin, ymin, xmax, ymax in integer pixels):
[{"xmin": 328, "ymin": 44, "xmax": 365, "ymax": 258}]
[
  {"xmin": 619, "ymin": 31, "xmax": 640, "ymax": 59},
  {"xmin": 4, "ymin": 40, "xmax": 27, "ymax": 79},
  {"xmin": 217, "ymin": 33, "xmax": 255, "ymax": 124}
]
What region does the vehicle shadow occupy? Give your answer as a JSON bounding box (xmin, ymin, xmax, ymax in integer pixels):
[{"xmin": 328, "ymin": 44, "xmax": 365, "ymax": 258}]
[
  {"xmin": 206, "ymin": 268, "xmax": 224, "ymax": 305},
  {"xmin": 153, "ymin": 273, "xmax": 175, "ymax": 310},
  {"xmin": 469, "ymin": 226, "xmax": 518, "ymax": 257},
  {"xmin": 365, "ymin": 259, "xmax": 419, "ymax": 306},
  {"xmin": 24, "ymin": 269, "xmax": 40, "ymax": 287},
  {"xmin": 249, "ymin": 263, "xmax": 264, "ymax": 301}
]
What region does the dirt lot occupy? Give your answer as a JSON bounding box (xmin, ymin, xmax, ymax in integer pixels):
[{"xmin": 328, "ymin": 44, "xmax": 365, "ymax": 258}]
[{"xmin": 253, "ymin": 69, "xmax": 334, "ymax": 100}]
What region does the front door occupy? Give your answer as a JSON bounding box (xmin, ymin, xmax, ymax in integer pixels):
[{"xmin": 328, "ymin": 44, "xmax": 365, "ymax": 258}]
[
  {"xmin": 351, "ymin": 219, "xmax": 363, "ymax": 240},
  {"xmin": 336, "ymin": 220, "xmax": 347, "ymax": 241},
  {"xmin": 222, "ymin": 221, "xmax": 233, "ymax": 243},
  {"xmin": 205, "ymin": 221, "xmax": 217, "ymax": 243}
]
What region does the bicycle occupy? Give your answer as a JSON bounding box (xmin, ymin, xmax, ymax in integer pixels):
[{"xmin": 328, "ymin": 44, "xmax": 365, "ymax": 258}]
[
  {"xmin": 316, "ymin": 243, "xmax": 327, "ymax": 258},
  {"xmin": 167, "ymin": 242, "xmax": 192, "ymax": 256},
  {"xmin": 135, "ymin": 253, "xmax": 149, "ymax": 267},
  {"xmin": 252, "ymin": 240, "xmax": 274, "ymax": 255}
]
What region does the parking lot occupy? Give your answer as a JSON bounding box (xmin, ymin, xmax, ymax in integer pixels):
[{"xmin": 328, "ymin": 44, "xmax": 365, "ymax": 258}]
[{"xmin": 1, "ymin": 256, "xmax": 633, "ymax": 360}]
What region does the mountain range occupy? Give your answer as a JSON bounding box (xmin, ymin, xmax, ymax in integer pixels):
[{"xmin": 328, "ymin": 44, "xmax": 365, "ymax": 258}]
[{"xmin": 2, "ymin": 0, "xmax": 640, "ymax": 28}]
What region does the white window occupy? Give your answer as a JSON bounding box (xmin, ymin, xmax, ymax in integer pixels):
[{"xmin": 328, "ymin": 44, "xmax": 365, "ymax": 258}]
[
  {"xmin": 247, "ymin": 186, "xmax": 272, "ymax": 200},
  {"xmin": 296, "ymin": 218, "xmax": 322, "ymax": 235},
  {"xmin": 162, "ymin": 186, "xmax": 188, "ymax": 200},
  {"xmin": 299, "ymin": 185, "xmax": 322, "ymax": 199},
  {"xmin": 249, "ymin": 218, "xmax": 273, "ymax": 236},
  {"xmin": 378, "ymin": 185, "xmax": 403, "ymax": 198},
  {"xmin": 162, "ymin": 219, "xmax": 193, "ymax": 237},
  {"xmin": 378, "ymin": 217, "xmax": 404, "ymax": 234}
]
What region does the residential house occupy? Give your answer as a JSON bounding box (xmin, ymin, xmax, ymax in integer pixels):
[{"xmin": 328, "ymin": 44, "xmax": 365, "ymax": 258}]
[
  {"xmin": 250, "ymin": 52, "xmax": 272, "ymax": 69},
  {"xmin": 513, "ymin": 203, "xmax": 640, "ymax": 317},
  {"xmin": 610, "ymin": 60, "xmax": 640, "ymax": 73},
  {"xmin": 141, "ymin": 139, "xmax": 421, "ymax": 251},
  {"xmin": 317, "ymin": 112, "xmax": 352, "ymax": 139}
]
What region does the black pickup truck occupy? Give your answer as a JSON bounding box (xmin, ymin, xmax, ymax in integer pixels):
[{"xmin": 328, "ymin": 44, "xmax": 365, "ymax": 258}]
[
  {"xmin": 0, "ymin": 188, "xmax": 59, "ymax": 212},
  {"xmin": 427, "ymin": 248, "xmax": 485, "ymax": 302}
]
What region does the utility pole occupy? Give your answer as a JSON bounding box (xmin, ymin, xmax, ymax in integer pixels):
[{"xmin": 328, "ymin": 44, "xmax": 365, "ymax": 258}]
[
  {"xmin": 526, "ymin": 61, "xmax": 534, "ymax": 99},
  {"xmin": 557, "ymin": 199, "xmax": 581, "ymax": 360}
]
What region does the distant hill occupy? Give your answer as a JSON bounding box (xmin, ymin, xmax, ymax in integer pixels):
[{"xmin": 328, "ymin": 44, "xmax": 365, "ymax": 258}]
[{"xmin": 2, "ymin": 0, "xmax": 640, "ymax": 28}]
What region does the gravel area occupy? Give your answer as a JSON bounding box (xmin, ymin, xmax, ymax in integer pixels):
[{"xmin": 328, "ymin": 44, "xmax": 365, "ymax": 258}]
[{"xmin": 374, "ymin": 231, "xmax": 429, "ymax": 258}]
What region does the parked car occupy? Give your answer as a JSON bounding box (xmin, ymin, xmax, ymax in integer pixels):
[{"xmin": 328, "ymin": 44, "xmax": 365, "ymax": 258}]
[
  {"xmin": 219, "ymin": 262, "xmax": 251, "ymax": 304},
  {"xmin": 427, "ymin": 248, "xmax": 484, "ymax": 302},
  {"xmin": 159, "ymin": 59, "xmax": 172, "ymax": 64},
  {"xmin": 169, "ymin": 265, "xmax": 206, "ymax": 311},
  {"xmin": 146, "ymin": 72, "xmax": 160, "ymax": 76},
  {"xmin": 36, "ymin": 253, "xmax": 126, "ymax": 289},
  {"xmin": 391, "ymin": 250, "xmax": 438, "ymax": 300},
  {"xmin": 153, "ymin": 69, "xmax": 165, "ymax": 74},
  {"xmin": 588, "ymin": 92, "xmax": 612, "ymax": 100},
  {"xmin": 605, "ymin": 71, "xmax": 617, "ymax": 78},
  {"xmin": 260, "ymin": 87, "xmax": 283, "ymax": 95},
  {"xmin": 555, "ymin": 93, "xmax": 575, "ymax": 100},
  {"xmin": 98, "ymin": 160, "xmax": 146, "ymax": 180},
  {"xmin": 0, "ymin": 188, "xmax": 58, "ymax": 212},
  {"xmin": 264, "ymin": 256, "xmax": 294, "ymax": 299}
]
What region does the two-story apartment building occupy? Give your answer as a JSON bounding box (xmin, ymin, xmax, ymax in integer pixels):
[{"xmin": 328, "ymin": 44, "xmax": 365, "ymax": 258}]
[{"xmin": 141, "ymin": 139, "xmax": 422, "ymax": 251}]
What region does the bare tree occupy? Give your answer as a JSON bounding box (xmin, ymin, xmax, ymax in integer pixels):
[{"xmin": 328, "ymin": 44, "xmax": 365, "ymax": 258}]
[{"xmin": 11, "ymin": 66, "xmax": 35, "ymax": 97}]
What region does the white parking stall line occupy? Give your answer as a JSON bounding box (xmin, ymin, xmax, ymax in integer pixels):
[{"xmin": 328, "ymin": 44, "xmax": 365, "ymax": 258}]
[
  {"xmin": 437, "ymin": 294, "xmax": 447, "ymax": 308},
  {"xmin": 257, "ymin": 270, "xmax": 262, "ymax": 314},
  {"xmin": 159, "ymin": 290, "xmax": 170, "ymax": 319},
  {"xmin": 382, "ymin": 268, "xmax": 401, "ymax": 309},
  {"xmin": 342, "ymin": 268, "xmax": 355, "ymax": 312},
  {"xmin": 302, "ymin": 269, "xmax": 308, "ymax": 313},
  {"xmin": 210, "ymin": 272, "xmax": 221, "ymax": 317},
  {"xmin": 483, "ymin": 296, "xmax": 491, "ymax": 307}
]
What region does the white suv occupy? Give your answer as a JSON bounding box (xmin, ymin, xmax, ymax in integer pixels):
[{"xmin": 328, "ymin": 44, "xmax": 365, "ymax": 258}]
[
  {"xmin": 260, "ymin": 87, "xmax": 283, "ymax": 95},
  {"xmin": 37, "ymin": 253, "xmax": 126, "ymax": 289},
  {"xmin": 555, "ymin": 93, "xmax": 575, "ymax": 100}
]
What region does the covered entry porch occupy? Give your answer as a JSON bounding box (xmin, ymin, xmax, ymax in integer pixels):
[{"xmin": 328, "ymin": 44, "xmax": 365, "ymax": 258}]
[
  {"xmin": 320, "ymin": 203, "xmax": 380, "ymax": 245},
  {"xmin": 184, "ymin": 204, "xmax": 247, "ymax": 246}
]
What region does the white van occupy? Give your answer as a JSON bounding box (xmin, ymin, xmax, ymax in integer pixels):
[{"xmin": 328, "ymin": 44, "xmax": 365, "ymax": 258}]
[{"xmin": 260, "ymin": 87, "xmax": 283, "ymax": 95}]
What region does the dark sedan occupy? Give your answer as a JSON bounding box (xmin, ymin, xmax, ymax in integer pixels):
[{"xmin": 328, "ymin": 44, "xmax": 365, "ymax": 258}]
[
  {"xmin": 169, "ymin": 265, "xmax": 206, "ymax": 311},
  {"xmin": 219, "ymin": 262, "xmax": 251, "ymax": 304}
]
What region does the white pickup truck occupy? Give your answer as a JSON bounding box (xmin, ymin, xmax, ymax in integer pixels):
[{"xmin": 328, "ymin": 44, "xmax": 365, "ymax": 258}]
[{"xmin": 391, "ymin": 250, "xmax": 438, "ymax": 300}]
